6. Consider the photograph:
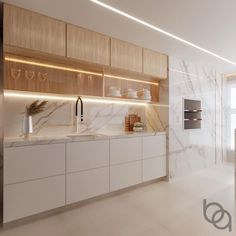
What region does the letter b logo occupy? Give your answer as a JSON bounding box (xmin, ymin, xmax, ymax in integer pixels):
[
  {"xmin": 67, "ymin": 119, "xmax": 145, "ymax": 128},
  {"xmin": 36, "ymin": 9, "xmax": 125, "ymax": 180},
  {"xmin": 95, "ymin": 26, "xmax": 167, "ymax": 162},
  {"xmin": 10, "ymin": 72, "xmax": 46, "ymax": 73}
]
[{"xmin": 203, "ymin": 199, "xmax": 232, "ymax": 232}]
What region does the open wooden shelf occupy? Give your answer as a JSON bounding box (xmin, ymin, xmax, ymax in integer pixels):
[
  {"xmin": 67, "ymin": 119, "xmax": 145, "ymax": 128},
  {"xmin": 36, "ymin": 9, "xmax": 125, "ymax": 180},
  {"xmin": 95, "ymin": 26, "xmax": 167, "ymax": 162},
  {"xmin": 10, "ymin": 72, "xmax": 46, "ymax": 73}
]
[{"xmin": 4, "ymin": 46, "xmax": 161, "ymax": 104}]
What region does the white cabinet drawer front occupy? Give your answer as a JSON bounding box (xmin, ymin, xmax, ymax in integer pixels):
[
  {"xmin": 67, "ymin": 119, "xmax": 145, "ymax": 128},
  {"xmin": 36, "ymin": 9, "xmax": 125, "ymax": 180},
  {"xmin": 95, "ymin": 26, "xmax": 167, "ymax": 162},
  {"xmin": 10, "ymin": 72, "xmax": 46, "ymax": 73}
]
[
  {"xmin": 110, "ymin": 161, "xmax": 142, "ymax": 191},
  {"xmin": 143, "ymin": 135, "xmax": 166, "ymax": 159},
  {"xmin": 110, "ymin": 137, "xmax": 142, "ymax": 165},
  {"xmin": 66, "ymin": 140, "xmax": 109, "ymax": 173},
  {"xmin": 4, "ymin": 175, "xmax": 65, "ymax": 223},
  {"xmin": 66, "ymin": 167, "xmax": 109, "ymax": 204},
  {"xmin": 143, "ymin": 156, "xmax": 166, "ymax": 182},
  {"xmin": 4, "ymin": 144, "xmax": 65, "ymax": 184}
]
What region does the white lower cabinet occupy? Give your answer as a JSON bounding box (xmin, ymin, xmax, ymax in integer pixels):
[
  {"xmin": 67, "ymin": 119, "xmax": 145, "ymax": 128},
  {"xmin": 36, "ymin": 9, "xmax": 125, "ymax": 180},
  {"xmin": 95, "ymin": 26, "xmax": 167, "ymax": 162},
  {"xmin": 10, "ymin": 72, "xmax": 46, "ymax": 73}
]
[
  {"xmin": 110, "ymin": 137, "xmax": 142, "ymax": 165},
  {"xmin": 3, "ymin": 134, "xmax": 167, "ymax": 222},
  {"xmin": 142, "ymin": 134, "xmax": 167, "ymax": 182},
  {"xmin": 4, "ymin": 144, "xmax": 65, "ymax": 184},
  {"xmin": 110, "ymin": 161, "xmax": 142, "ymax": 191},
  {"xmin": 4, "ymin": 175, "xmax": 65, "ymax": 223},
  {"xmin": 142, "ymin": 156, "xmax": 166, "ymax": 182},
  {"xmin": 66, "ymin": 140, "xmax": 109, "ymax": 173},
  {"xmin": 66, "ymin": 167, "xmax": 109, "ymax": 204}
]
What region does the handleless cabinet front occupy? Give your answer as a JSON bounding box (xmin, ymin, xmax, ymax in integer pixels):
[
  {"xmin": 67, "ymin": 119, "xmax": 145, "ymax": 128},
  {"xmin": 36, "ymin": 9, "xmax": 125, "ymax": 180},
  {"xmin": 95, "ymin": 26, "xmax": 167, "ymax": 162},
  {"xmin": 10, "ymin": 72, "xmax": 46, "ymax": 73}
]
[
  {"xmin": 110, "ymin": 137, "xmax": 142, "ymax": 191},
  {"xmin": 4, "ymin": 4, "xmax": 66, "ymax": 56},
  {"xmin": 67, "ymin": 24, "xmax": 110, "ymax": 65},
  {"xmin": 3, "ymin": 144, "xmax": 66, "ymax": 223},
  {"xmin": 66, "ymin": 140, "xmax": 109, "ymax": 204},
  {"xmin": 4, "ymin": 144, "xmax": 65, "ymax": 184},
  {"xmin": 110, "ymin": 137, "xmax": 142, "ymax": 165},
  {"xmin": 111, "ymin": 38, "xmax": 142, "ymax": 73},
  {"xmin": 143, "ymin": 48, "xmax": 168, "ymax": 79},
  {"xmin": 142, "ymin": 135, "xmax": 167, "ymax": 182}
]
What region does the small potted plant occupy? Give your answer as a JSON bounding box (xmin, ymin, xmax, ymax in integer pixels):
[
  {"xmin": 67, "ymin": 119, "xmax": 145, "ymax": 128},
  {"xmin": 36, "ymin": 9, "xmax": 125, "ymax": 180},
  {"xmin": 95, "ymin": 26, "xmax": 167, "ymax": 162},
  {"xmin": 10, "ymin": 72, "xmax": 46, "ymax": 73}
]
[{"xmin": 23, "ymin": 100, "xmax": 48, "ymax": 138}]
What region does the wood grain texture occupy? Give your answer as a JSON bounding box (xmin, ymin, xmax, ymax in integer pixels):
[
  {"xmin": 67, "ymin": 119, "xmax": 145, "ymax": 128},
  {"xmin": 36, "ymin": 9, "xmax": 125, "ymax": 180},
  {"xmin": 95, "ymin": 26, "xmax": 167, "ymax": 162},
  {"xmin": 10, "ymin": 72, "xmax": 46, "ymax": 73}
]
[
  {"xmin": 4, "ymin": 55, "xmax": 103, "ymax": 96},
  {"xmin": 67, "ymin": 24, "xmax": 110, "ymax": 65},
  {"xmin": 143, "ymin": 48, "xmax": 168, "ymax": 79},
  {"xmin": 4, "ymin": 4, "xmax": 66, "ymax": 56},
  {"xmin": 111, "ymin": 38, "xmax": 142, "ymax": 73}
]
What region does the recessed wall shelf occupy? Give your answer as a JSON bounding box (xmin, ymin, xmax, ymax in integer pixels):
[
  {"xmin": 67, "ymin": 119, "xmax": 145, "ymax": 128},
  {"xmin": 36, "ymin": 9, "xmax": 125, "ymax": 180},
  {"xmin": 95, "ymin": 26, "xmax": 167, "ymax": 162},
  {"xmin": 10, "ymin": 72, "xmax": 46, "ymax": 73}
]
[
  {"xmin": 184, "ymin": 99, "xmax": 202, "ymax": 129},
  {"xmin": 4, "ymin": 48, "xmax": 162, "ymax": 104}
]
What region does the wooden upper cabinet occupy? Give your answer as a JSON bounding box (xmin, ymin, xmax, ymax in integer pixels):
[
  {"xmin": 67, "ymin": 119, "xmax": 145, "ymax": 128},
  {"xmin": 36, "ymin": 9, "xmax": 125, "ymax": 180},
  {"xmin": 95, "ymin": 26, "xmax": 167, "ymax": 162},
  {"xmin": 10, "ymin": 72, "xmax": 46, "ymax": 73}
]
[
  {"xmin": 67, "ymin": 24, "xmax": 110, "ymax": 65},
  {"xmin": 143, "ymin": 48, "xmax": 168, "ymax": 79},
  {"xmin": 4, "ymin": 4, "xmax": 66, "ymax": 56},
  {"xmin": 111, "ymin": 38, "xmax": 142, "ymax": 73}
]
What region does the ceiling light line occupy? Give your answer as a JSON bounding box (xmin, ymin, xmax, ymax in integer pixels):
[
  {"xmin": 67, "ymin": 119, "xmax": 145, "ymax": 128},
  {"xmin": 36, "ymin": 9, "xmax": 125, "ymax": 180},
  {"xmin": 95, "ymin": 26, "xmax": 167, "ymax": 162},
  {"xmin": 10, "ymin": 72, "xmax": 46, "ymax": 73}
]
[{"xmin": 90, "ymin": 0, "xmax": 236, "ymax": 67}]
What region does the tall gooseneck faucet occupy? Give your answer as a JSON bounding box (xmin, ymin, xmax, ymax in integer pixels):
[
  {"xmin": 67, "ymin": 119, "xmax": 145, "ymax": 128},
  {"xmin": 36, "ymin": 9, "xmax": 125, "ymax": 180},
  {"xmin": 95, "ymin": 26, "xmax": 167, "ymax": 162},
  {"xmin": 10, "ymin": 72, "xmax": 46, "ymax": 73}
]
[{"xmin": 75, "ymin": 96, "xmax": 83, "ymax": 133}]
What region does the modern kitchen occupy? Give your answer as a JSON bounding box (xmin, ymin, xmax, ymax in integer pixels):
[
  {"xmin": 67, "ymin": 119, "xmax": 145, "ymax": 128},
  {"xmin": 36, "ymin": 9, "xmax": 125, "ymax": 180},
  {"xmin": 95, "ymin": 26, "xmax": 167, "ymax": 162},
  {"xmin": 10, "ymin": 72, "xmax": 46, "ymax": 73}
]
[{"xmin": 0, "ymin": 1, "xmax": 235, "ymax": 235}]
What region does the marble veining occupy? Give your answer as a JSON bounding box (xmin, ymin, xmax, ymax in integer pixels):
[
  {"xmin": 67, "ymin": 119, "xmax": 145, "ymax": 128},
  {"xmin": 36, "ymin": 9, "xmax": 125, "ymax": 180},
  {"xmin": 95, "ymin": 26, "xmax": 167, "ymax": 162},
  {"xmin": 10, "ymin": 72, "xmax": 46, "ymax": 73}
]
[
  {"xmin": 4, "ymin": 94, "xmax": 168, "ymax": 139},
  {"xmin": 169, "ymin": 58, "xmax": 223, "ymax": 177}
]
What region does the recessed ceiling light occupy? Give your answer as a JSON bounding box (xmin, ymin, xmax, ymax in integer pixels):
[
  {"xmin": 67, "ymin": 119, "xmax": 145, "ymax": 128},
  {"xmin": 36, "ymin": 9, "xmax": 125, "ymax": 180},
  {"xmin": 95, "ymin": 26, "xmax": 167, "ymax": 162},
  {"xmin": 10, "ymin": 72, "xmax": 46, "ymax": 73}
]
[{"xmin": 90, "ymin": 0, "xmax": 236, "ymax": 67}]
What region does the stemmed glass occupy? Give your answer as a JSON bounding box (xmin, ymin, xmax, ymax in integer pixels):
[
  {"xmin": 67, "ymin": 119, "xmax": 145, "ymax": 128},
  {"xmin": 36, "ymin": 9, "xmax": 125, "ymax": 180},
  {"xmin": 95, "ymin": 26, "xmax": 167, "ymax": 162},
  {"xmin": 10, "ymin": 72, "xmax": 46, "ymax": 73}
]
[
  {"xmin": 25, "ymin": 70, "xmax": 35, "ymax": 80},
  {"xmin": 10, "ymin": 68, "xmax": 21, "ymax": 80}
]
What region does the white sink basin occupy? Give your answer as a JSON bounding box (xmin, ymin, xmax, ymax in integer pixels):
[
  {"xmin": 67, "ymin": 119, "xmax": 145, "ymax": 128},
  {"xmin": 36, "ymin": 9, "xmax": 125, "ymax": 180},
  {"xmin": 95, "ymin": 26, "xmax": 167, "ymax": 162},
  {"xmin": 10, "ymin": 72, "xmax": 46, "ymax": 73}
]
[{"xmin": 67, "ymin": 133, "xmax": 105, "ymax": 139}]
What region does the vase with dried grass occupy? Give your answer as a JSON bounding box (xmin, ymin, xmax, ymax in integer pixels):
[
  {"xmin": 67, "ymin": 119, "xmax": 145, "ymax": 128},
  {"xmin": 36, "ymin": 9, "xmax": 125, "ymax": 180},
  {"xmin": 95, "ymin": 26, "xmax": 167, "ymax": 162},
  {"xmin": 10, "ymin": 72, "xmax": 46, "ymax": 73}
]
[{"xmin": 23, "ymin": 100, "xmax": 48, "ymax": 139}]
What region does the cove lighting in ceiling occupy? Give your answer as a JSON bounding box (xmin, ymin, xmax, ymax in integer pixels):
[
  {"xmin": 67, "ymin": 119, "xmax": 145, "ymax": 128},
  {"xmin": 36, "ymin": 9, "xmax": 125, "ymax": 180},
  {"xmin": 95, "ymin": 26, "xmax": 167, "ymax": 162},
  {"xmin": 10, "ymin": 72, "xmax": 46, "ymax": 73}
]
[{"xmin": 90, "ymin": 0, "xmax": 236, "ymax": 67}]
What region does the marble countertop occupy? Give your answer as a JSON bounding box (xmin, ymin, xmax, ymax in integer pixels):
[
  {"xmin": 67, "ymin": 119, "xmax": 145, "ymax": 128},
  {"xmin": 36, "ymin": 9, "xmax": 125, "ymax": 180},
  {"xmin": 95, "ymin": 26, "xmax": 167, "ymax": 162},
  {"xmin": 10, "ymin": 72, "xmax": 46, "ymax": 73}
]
[{"xmin": 4, "ymin": 131, "xmax": 167, "ymax": 148}]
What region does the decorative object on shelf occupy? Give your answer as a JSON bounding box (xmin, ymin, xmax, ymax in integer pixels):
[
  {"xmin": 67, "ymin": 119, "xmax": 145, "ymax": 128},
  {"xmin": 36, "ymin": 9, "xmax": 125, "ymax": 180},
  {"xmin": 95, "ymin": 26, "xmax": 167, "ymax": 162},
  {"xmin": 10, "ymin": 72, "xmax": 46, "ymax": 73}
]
[
  {"xmin": 109, "ymin": 86, "xmax": 121, "ymax": 97},
  {"xmin": 23, "ymin": 100, "xmax": 48, "ymax": 138},
  {"xmin": 183, "ymin": 99, "xmax": 202, "ymax": 129},
  {"xmin": 10, "ymin": 68, "xmax": 21, "ymax": 80},
  {"xmin": 141, "ymin": 88, "xmax": 151, "ymax": 100},
  {"xmin": 124, "ymin": 114, "xmax": 141, "ymax": 131},
  {"xmin": 127, "ymin": 88, "xmax": 138, "ymax": 99},
  {"xmin": 37, "ymin": 72, "xmax": 48, "ymax": 82},
  {"xmin": 133, "ymin": 122, "xmax": 145, "ymax": 132},
  {"xmin": 25, "ymin": 70, "xmax": 35, "ymax": 80}
]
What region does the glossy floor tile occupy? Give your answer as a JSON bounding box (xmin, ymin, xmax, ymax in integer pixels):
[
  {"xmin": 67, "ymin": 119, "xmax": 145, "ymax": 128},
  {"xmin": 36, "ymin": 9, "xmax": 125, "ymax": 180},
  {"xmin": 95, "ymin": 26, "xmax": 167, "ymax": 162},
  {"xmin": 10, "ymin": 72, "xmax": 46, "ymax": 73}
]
[{"xmin": 0, "ymin": 163, "xmax": 234, "ymax": 236}]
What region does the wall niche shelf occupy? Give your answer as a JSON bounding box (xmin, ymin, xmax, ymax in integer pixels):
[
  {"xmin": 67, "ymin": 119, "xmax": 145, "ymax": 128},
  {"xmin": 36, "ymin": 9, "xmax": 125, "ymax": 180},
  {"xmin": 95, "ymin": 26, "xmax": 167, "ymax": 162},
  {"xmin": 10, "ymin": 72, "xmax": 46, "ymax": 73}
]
[
  {"xmin": 4, "ymin": 46, "xmax": 163, "ymax": 104},
  {"xmin": 183, "ymin": 99, "xmax": 202, "ymax": 129}
]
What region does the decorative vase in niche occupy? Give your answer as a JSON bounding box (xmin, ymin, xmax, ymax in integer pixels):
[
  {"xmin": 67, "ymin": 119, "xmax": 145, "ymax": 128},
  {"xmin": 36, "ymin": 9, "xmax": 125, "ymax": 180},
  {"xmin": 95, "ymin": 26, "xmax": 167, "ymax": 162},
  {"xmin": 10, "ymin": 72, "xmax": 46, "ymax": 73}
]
[{"xmin": 23, "ymin": 115, "xmax": 33, "ymax": 138}]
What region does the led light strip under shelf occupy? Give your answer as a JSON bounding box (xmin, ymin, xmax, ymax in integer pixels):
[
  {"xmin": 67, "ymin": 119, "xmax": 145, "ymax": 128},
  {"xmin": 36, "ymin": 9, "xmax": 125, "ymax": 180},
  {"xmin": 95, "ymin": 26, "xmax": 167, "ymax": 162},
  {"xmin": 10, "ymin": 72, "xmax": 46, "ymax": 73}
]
[
  {"xmin": 5, "ymin": 57, "xmax": 159, "ymax": 86},
  {"xmin": 4, "ymin": 90, "xmax": 150, "ymax": 106}
]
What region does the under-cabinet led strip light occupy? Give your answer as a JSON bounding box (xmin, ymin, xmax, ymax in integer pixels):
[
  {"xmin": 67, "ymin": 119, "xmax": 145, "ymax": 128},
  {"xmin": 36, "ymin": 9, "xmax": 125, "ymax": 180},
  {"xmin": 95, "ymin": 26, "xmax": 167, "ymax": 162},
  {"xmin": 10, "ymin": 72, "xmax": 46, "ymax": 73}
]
[
  {"xmin": 4, "ymin": 91, "xmax": 149, "ymax": 106},
  {"xmin": 5, "ymin": 57, "xmax": 159, "ymax": 86},
  {"xmin": 104, "ymin": 74, "xmax": 158, "ymax": 85},
  {"xmin": 90, "ymin": 0, "xmax": 236, "ymax": 67},
  {"xmin": 5, "ymin": 57, "xmax": 103, "ymax": 77}
]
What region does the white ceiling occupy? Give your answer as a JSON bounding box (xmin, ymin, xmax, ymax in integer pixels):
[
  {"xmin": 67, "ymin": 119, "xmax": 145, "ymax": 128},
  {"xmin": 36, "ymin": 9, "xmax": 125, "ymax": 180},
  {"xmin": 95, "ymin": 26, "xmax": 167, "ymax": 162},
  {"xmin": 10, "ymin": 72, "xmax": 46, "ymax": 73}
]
[{"xmin": 4, "ymin": 0, "xmax": 236, "ymax": 74}]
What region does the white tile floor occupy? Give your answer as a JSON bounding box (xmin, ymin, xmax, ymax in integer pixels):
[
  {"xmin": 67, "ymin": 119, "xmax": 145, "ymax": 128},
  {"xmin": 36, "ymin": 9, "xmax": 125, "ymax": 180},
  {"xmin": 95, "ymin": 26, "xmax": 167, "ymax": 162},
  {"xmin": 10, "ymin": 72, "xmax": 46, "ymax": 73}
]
[{"xmin": 0, "ymin": 163, "xmax": 234, "ymax": 236}]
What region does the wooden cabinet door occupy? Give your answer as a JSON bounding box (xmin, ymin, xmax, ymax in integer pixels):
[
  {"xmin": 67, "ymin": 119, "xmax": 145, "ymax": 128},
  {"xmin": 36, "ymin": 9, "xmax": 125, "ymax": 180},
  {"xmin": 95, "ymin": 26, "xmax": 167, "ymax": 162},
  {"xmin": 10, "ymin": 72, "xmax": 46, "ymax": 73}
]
[
  {"xmin": 111, "ymin": 38, "xmax": 142, "ymax": 73},
  {"xmin": 67, "ymin": 24, "xmax": 110, "ymax": 65},
  {"xmin": 4, "ymin": 4, "xmax": 66, "ymax": 56},
  {"xmin": 143, "ymin": 48, "xmax": 168, "ymax": 79}
]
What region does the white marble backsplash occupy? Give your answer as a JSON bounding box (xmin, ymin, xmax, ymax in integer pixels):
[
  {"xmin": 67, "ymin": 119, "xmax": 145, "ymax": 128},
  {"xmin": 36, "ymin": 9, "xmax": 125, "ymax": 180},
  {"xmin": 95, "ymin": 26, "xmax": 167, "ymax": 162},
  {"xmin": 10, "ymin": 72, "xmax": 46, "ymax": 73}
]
[
  {"xmin": 4, "ymin": 96, "xmax": 169, "ymax": 138},
  {"xmin": 169, "ymin": 58, "xmax": 223, "ymax": 177}
]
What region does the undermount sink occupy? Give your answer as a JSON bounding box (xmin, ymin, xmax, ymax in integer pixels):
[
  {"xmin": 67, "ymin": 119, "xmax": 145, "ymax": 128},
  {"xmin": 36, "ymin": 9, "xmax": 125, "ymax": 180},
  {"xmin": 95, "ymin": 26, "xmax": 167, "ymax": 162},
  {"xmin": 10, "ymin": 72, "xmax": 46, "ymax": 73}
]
[{"xmin": 67, "ymin": 133, "xmax": 105, "ymax": 138}]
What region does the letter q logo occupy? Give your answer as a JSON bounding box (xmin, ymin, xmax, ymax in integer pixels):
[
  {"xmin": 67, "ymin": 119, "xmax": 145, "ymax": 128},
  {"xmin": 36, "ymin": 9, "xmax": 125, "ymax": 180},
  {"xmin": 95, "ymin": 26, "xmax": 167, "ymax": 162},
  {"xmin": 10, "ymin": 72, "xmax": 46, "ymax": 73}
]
[{"xmin": 203, "ymin": 199, "xmax": 232, "ymax": 232}]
